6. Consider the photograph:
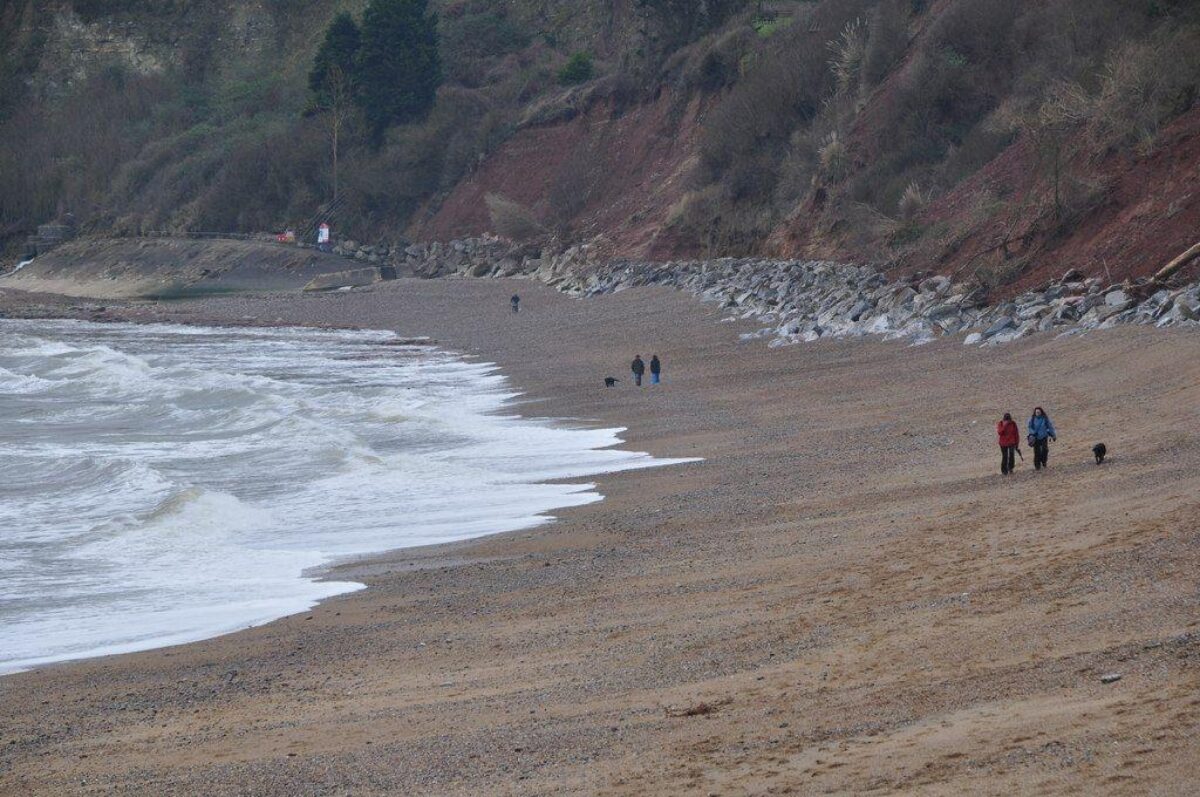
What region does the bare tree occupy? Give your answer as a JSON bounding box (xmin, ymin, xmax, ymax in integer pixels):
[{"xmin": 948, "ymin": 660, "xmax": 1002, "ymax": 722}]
[
  {"xmin": 1015, "ymin": 83, "xmax": 1089, "ymax": 220},
  {"xmin": 318, "ymin": 64, "xmax": 356, "ymax": 202}
]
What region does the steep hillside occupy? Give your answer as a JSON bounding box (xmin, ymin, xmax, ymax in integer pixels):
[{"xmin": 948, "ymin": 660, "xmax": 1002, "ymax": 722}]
[{"xmin": 3, "ymin": 0, "xmax": 1200, "ymax": 292}]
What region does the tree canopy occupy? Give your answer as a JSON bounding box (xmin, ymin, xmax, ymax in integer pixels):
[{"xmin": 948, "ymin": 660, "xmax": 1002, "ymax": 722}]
[
  {"xmin": 308, "ymin": 12, "xmax": 361, "ymax": 111},
  {"xmin": 356, "ymin": 0, "xmax": 442, "ymax": 139}
]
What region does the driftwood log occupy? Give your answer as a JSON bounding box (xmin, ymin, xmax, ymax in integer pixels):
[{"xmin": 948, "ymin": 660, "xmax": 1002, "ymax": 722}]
[{"xmin": 1154, "ymin": 241, "xmax": 1200, "ymax": 283}]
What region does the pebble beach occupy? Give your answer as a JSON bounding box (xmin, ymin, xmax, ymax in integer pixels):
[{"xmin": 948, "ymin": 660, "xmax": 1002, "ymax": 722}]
[{"xmin": 2, "ymin": 276, "xmax": 1199, "ymax": 795}]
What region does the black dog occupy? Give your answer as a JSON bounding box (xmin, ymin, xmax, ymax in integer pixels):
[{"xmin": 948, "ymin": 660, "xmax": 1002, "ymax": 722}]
[
  {"xmin": 1092, "ymin": 443, "xmax": 1107, "ymax": 465},
  {"xmin": 604, "ymin": 377, "xmax": 619, "ymax": 388}
]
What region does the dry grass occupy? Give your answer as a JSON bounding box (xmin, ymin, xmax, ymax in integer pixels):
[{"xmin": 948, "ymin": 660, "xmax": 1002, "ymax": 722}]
[
  {"xmin": 897, "ymin": 181, "xmax": 926, "ymax": 222},
  {"xmin": 828, "ymin": 17, "xmax": 866, "ymax": 96}
]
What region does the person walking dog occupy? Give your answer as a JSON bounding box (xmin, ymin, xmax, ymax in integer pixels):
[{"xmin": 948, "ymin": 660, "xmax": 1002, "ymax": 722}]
[
  {"xmin": 650, "ymin": 355, "xmax": 661, "ymax": 385},
  {"xmin": 997, "ymin": 412, "xmax": 1021, "ymax": 475},
  {"xmin": 1027, "ymin": 406, "xmax": 1057, "ymax": 470},
  {"xmin": 631, "ymin": 355, "xmax": 645, "ymax": 387}
]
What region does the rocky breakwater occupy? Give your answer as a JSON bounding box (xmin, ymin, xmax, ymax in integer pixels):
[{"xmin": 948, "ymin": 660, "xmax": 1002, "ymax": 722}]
[
  {"xmin": 960, "ymin": 271, "xmax": 1200, "ymax": 346},
  {"xmin": 518, "ymin": 251, "xmax": 1200, "ymax": 347},
  {"xmin": 331, "ymin": 235, "xmax": 522, "ymax": 278},
  {"xmin": 329, "ymin": 236, "xmax": 1200, "ymax": 346}
]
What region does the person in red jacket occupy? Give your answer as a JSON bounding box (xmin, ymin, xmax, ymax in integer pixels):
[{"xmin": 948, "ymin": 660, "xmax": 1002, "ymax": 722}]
[{"xmin": 997, "ymin": 412, "xmax": 1021, "ymax": 475}]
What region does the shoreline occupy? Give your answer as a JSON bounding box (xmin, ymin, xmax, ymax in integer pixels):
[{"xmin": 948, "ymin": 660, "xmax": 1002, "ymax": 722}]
[
  {"xmin": 7, "ymin": 235, "xmax": 1199, "ymax": 352},
  {"xmin": 0, "ymin": 315, "xmax": 690, "ymax": 678},
  {"xmin": 3, "ymin": 278, "xmax": 1200, "ymax": 795}
]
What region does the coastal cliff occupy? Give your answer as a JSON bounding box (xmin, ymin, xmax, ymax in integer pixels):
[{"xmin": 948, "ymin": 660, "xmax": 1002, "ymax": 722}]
[{"xmin": 3, "ymin": 1, "xmax": 1200, "ymax": 292}]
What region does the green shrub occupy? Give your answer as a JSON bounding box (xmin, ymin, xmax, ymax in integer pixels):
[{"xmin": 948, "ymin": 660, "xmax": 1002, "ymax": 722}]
[
  {"xmin": 890, "ymin": 221, "xmax": 925, "ymax": 247},
  {"xmin": 558, "ymin": 52, "xmax": 594, "ymax": 85},
  {"xmin": 753, "ymin": 16, "xmax": 793, "ymax": 39}
]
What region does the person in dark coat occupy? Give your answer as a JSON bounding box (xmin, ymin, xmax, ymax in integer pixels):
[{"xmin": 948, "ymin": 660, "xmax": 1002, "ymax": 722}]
[
  {"xmin": 631, "ymin": 355, "xmax": 645, "ymax": 386},
  {"xmin": 510, "ymin": 294, "xmax": 520, "ymax": 313},
  {"xmin": 650, "ymin": 355, "xmax": 661, "ymax": 384},
  {"xmin": 996, "ymin": 412, "xmax": 1020, "ymax": 475},
  {"xmin": 1027, "ymin": 406, "xmax": 1057, "ymax": 470}
]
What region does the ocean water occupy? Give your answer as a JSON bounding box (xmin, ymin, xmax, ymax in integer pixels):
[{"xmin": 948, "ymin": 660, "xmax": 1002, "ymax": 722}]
[{"xmin": 0, "ymin": 320, "xmax": 685, "ymax": 674}]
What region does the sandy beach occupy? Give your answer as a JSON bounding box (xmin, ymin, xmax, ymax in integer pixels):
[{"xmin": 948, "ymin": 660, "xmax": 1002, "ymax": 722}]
[{"xmin": 2, "ymin": 277, "xmax": 1199, "ymax": 795}]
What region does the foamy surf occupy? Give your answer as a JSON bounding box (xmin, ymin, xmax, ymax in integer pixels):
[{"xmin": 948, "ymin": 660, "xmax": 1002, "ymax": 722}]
[{"xmin": 0, "ymin": 319, "xmax": 694, "ymax": 674}]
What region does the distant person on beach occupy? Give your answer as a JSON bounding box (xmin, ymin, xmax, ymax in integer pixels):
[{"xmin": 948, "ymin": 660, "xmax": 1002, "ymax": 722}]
[
  {"xmin": 996, "ymin": 412, "xmax": 1020, "ymax": 475},
  {"xmin": 1027, "ymin": 406, "xmax": 1057, "ymax": 470},
  {"xmin": 631, "ymin": 355, "xmax": 645, "ymax": 386},
  {"xmin": 511, "ymin": 294, "xmax": 520, "ymax": 313},
  {"xmin": 650, "ymin": 355, "xmax": 661, "ymax": 384}
]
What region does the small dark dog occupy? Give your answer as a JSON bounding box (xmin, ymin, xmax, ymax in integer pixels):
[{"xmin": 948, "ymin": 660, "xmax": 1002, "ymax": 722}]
[
  {"xmin": 1092, "ymin": 443, "xmax": 1107, "ymax": 465},
  {"xmin": 604, "ymin": 377, "xmax": 619, "ymax": 388}
]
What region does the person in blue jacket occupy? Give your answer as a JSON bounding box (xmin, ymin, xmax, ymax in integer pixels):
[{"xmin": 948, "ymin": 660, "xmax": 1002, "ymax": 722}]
[{"xmin": 1027, "ymin": 406, "xmax": 1057, "ymax": 471}]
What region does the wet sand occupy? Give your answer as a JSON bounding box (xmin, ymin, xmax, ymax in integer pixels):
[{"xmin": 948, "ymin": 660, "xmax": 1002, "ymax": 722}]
[{"xmin": 2, "ymin": 277, "xmax": 1199, "ymax": 795}]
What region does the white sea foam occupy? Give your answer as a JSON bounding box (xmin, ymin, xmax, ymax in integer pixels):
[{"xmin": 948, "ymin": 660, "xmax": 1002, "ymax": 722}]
[{"xmin": 0, "ymin": 320, "xmax": 694, "ymax": 674}]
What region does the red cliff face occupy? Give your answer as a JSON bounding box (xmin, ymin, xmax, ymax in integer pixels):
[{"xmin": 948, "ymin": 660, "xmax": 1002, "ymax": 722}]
[
  {"xmin": 414, "ymin": 89, "xmax": 1200, "ymax": 292},
  {"xmin": 870, "ymin": 107, "xmax": 1200, "ymax": 294},
  {"xmin": 410, "ymin": 89, "xmax": 707, "ymax": 260}
]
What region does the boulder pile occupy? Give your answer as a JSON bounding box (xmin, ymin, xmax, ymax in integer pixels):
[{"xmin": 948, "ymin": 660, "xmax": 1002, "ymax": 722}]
[
  {"xmin": 331, "ymin": 235, "xmax": 520, "ymax": 278},
  {"xmin": 327, "ymin": 237, "xmax": 1200, "ymax": 345},
  {"xmin": 553, "ymin": 260, "xmax": 1200, "ymax": 347}
]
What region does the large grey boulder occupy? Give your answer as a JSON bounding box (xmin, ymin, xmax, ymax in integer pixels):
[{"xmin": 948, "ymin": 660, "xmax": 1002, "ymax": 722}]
[
  {"xmin": 919, "ymin": 275, "xmax": 950, "ymax": 295},
  {"xmin": 1016, "ymin": 303, "xmax": 1051, "ymax": 320},
  {"xmin": 891, "ymin": 286, "xmax": 918, "ymax": 308},
  {"xmin": 926, "ymin": 302, "xmax": 962, "ymax": 320},
  {"xmin": 983, "ymin": 316, "xmax": 1015, "ymax": 338}
]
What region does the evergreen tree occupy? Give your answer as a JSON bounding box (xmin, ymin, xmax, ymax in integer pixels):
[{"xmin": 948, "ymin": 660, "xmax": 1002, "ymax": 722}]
[
  {"xmin": 309, "ymin": 12, "xmax": 361, "ymax": 110},
  {"xmin": 355, "ymin": 0, "xmax": 441, "ymax": 140}
]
